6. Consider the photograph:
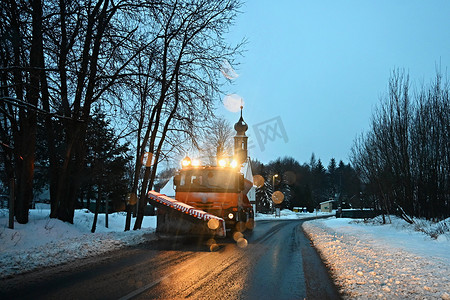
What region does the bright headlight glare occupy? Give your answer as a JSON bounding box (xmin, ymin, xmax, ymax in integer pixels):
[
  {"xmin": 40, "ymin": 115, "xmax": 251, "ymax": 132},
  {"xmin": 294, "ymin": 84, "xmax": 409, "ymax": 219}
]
[
  {"xmin": 181, "ymin": 157, "xmax": 191, "ymax": 167},
  {"xmin": 228, "ymin": 213, "xmax": 234, "ymax": 219},
  {"xmin": 218, "ymin": 159, "xmax": 227, "ymax": 167}
]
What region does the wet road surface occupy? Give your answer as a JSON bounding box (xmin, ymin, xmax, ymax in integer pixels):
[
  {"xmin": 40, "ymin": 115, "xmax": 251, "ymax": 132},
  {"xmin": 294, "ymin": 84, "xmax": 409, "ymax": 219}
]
[{"xmin": 0, "ymin": 219, "xmax": 341, "ymax": 299}]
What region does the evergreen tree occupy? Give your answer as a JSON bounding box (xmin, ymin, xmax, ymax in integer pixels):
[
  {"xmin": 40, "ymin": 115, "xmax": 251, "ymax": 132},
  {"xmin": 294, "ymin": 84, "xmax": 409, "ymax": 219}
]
[
  {"xmin": 251, "ymin": 159, "xmax": 272, "ymax": 213},
  {"xmin": 251, "ymin": 156, "xmax": 361, "ymax": 214},
  {"xmin": 81, "ymin": 108, "xmax": 132, "ymax": 214}
]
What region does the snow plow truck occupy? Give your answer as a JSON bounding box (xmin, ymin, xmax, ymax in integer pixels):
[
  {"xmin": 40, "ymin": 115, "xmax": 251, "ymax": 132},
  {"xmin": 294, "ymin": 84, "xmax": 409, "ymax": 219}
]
[{"xmin": 147, "ymin": 107, "xmax": 254, "ymax": 237}]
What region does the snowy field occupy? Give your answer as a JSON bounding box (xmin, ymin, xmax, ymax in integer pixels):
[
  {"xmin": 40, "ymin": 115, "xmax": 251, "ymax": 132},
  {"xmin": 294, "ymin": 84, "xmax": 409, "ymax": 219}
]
[{"xmin": 1, "ymin": 205, "xmax": 449, "ymax": 299}]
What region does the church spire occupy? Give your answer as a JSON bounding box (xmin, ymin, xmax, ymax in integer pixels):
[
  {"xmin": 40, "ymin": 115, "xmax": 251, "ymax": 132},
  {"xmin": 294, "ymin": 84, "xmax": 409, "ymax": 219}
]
[{"xmin": 234, "ymin": 105, "xmax": 248, "ymax": 165}]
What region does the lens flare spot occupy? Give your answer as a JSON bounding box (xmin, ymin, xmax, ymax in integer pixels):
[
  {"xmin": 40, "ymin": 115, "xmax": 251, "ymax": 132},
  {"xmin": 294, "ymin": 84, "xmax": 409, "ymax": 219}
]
[
  {"xmin": 236, "ymin": 238, "xmax": 248, "ymax": 248},
  {"xmin": 206, "ymin": 238, "xmax": 216, "ymax": 246},
  {"xmin": 127, "ymin": 193, "xmax": 137, "ymax": 205},
  {"xmin": 272, "ymin": 191, "xmax": 285, "ymax": 204},
  {"xmin": 233, "ymin": 231, "xmax": 244, "ymax": 242},
  {"xmin": 246, "ymin": 219, "xmax": 255, "ymax": 230},
  {"xmin": 116, "ymin": 202, "xmax": 126, "ymax": 211},
  {"xmin": 210, "ymin": 243, "xmax": 220, "ymax": 252},
  {"xmin": 235, "ymin": 221, "xmax": 246, "ymax": 232},
  {"xmin": 253, "ymin": 175, "xmax": 265, "ymax": 188},
  {"xmin": 284, "ymin": 171, "xmax": 296, "ymax": 185},
  {"xmin": 223, "ymin": 94, "xmax": 244, "ymax": 112},
  {"xmin": 141, "ymin": 152, "xmax": 153, "ymax": 167},
  {"xmin": 208, "ymin": 218, "xmax": 220, "ymax": 230},
  {"xmin": 220, "ymin": 59, "xmax": 239, "ymax": 80}
]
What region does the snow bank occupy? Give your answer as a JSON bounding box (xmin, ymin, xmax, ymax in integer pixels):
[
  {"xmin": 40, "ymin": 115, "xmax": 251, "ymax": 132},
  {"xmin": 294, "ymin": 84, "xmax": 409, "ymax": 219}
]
[
  {"xmin": 0, "ymin": 205, "xmax": 156, "ymax": 279},
  {"xmin": 255, "ymin": 209, "xmax": 334, "ymax": 220},
  {"xmin": 303, "ymin": 217, "xmax": 450, "ymax": 299}
]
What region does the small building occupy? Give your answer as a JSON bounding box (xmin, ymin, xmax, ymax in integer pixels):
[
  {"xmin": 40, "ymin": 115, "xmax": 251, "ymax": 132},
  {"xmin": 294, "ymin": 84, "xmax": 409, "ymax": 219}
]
[
  {"xmin": 293, "ymin": 207, "xmax": 306, "ymax": 213},
  {"xmin": 320, "ymin": 200, "xmax": 334, "ymax": 213},
  {"xmin": 158, "ymin": 179, "xmax": 175, "ymax": 198},
  {"xmin": 240, "ymin": 159, "xmax": 256, "ymax": 212}
]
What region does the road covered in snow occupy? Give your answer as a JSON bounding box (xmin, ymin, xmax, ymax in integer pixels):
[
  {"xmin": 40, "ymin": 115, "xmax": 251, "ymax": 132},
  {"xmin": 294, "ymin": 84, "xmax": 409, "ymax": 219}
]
[{"xmin": 1, "ymin": 205, "xmax": 449, "ymax": 299}]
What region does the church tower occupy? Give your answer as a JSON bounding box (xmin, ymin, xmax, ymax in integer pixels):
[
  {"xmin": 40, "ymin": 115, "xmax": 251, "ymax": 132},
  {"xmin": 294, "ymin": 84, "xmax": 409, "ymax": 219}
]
[{"xmin": 234, "ymin": 106, "xmax": 248, "ymax": 165}]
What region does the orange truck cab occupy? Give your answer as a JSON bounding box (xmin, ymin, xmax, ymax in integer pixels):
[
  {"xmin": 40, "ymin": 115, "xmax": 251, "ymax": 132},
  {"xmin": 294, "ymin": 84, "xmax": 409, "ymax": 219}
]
[{"xmin": 174, "ymin": 165, "xmax": 254, "ymax": 233}]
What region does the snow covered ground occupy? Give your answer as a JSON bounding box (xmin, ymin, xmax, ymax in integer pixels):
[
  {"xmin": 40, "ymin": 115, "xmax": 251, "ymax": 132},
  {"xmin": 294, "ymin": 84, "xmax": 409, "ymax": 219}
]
[
  {"xmin": 303, "ymin": 217, "xmax": 450, "ymax": 300},
  {"xmin": 0, "ymin": 204, "xmax": 157, "ymax": 279},
  {"xmin": 1, "ymin": 205, "xmax": 449, "ymax": 299}
]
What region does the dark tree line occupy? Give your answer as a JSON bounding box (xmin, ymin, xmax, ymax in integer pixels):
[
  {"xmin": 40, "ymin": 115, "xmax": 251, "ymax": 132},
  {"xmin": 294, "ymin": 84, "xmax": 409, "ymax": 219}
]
[
  {"xmin": 351, "ymin": 70, "xmax": 450, "ymax": 222},
  {"xmin": 33, "ymin": 107, "xmax": 131, "ymax": 213},
  {"xmin": 251, "ymin": 155, "xmax": 361, "ymax": 213},
  {"xmin": 0, "ymin": 0, "xmax": 242, "ymax": 228}
]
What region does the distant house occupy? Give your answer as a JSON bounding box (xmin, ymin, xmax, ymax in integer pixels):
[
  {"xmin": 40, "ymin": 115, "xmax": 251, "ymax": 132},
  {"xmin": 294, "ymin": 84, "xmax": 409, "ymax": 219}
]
[
  {"xmin": 320, "ymin": 200, "xmax": 335, "ymax": 212},
  {"xmin": 158, "ymin": 178, "xmax": 175, "ymax": 198},
  {"xmin": 241, "ymin": 159, "xmax": 256, "ymax": 211}
]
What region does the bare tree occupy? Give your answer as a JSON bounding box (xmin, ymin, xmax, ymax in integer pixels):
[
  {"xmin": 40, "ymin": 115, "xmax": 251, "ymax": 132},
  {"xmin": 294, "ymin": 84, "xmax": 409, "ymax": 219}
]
[
  {"xmin": 1, "ymin": 0, "xmax": 243, "ymax": 228},
  {"xmin": 412, "ymin": 72, "xmax": 450, "ymax": 219},
  {"xmin": 0, "ymin": 0, "xmax": 47, "ymax": 223},
  {"xmin": 351, "ymin": 69, "xmax": 450, "ymax": 222},
  {"xmin": 1, "ymin": 0, "xmax": 157, "ymax": 224},
  {"xmin": 128, "ymin": 0, "xmax": 243, "ymax": 230},
  {"xmin": 43, "ymin": 0, "xmax": 153, "ymax": 223},
  {"xmin": 200, "ymin": 116, "xmax": 234, "ymax": 164}
]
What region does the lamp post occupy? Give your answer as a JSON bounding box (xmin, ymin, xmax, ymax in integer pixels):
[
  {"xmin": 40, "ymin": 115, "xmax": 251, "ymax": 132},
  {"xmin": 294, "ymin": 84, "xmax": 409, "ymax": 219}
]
[{"xmin": 272, "ymin": 174, "xmax": 278, "ymax": 214}]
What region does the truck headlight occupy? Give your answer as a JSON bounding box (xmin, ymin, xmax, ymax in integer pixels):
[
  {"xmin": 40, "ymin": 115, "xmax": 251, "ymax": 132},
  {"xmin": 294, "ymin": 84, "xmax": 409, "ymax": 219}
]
[{"xmin": 228, "ymin": 213, "xmax": 234, "ymax": 219}]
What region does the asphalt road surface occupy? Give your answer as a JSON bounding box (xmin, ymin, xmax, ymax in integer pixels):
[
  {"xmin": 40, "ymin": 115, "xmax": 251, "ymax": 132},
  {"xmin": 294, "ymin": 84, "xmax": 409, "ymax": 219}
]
[{"xmin": 0, "ymin": 219, "xmax": 341, "ymax": 300}]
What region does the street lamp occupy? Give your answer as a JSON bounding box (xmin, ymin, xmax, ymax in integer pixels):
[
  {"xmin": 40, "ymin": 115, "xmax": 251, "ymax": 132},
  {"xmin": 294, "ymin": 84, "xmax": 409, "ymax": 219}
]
[{"xmin": 272, "ymin": 174, "xmax": 278, "ymax": 214}]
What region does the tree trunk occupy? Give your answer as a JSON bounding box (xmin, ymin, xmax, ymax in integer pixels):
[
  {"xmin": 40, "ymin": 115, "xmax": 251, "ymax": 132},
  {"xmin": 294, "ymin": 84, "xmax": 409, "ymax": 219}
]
[
  {"xmin": 15, "ymin": 0, "xmax": 44, "ymax": 223},
  {"xmin": 91, "ymin": 186, "xmax": 101, "ymax": 233}
]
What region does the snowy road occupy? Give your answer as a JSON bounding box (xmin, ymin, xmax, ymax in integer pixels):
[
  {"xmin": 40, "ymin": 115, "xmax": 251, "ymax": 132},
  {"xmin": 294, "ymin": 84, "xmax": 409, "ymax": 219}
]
[{"xmin": 0, "ymin": 219, "xmax": 340, "ymax": 300}]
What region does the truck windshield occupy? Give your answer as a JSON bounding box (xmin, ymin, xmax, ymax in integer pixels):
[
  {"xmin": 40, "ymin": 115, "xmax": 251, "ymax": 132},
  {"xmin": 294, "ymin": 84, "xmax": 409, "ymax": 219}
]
[{"xmin": 177, "ymin": 169, "xmax": 237, "ymax": 192}]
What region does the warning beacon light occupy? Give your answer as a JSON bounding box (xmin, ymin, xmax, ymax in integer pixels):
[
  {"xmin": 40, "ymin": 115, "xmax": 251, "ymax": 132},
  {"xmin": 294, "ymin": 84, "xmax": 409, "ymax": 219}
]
[{"xmin": 181, "ymin": 157, "xmax": 191, "ymax": 168}]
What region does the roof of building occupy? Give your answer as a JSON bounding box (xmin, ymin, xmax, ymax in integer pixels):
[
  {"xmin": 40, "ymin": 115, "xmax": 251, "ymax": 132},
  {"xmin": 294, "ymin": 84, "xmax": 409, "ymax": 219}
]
[
  {"xmin": 159, "ymin": 179, "xmax": 175, "ymax": 197},
  {"xmin": 320, "ymin": 200, "xmax": 335, "ymax": 205}
]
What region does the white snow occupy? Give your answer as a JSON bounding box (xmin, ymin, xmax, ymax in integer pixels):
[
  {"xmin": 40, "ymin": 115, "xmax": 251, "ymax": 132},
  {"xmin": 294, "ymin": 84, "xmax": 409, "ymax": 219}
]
[
  {"xmin": 255, "ymin": 209, "xmax": 333, "ymax": 220},
  {"xmin": 302, "ymin": 216, "xmax": 450, "ymax": 299},
  {"xmin": 1, "ymin": 206, "xmax": 449, "ymax": 300},
  {"xmin": 0, "ymin": 204, "xmax": 156, "ymax": 279}
]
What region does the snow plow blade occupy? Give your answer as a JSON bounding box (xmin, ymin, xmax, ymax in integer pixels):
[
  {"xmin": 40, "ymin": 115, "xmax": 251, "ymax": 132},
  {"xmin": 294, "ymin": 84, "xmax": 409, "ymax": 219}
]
[{"xmin": 147, "ymin": 191, "xmax": 226, "ymax": 237}]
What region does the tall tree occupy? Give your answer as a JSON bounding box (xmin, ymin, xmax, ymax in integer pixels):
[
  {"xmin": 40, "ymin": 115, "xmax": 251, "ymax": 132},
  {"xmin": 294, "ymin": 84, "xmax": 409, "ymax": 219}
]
[
  {"xmin": 0, "ymin": 0, "xmax": 47, "ymax": 223},
  {"xmin": 43, "ymin": 0, "xmax": 150, "ymax": 223},
  {"xmin": 82, "ymin": 108, "xmax": 131, "ymax": 232},
  {"xmin": 1, "ymin": 0, "xmax": 244, "ymax": 228},
  {"xmin": 128, "ymin": 0, "xmax": 243, "ymax": 230},
  {"xmin": 351, "ymin": 69, "xmax": 450, "ymax": 222}
]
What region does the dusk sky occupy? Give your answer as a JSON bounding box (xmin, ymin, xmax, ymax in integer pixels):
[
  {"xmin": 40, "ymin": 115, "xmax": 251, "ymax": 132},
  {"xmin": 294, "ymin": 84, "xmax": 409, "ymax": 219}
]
[{"xmin": 218, "ymin": 1, "xmax": 450, "ymax": 166}]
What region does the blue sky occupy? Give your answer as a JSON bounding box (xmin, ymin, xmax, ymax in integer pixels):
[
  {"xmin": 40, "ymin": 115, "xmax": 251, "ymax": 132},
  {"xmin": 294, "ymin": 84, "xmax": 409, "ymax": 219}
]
[{"xmin": 218, "ymin": 0, "xmax": 450, "ymax": 166}]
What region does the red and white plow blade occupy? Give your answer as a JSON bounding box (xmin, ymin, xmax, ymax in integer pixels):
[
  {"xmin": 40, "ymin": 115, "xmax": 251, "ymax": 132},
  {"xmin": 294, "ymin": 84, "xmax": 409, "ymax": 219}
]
[{"xmin": 147, "ymin": 190, "xmax": 226, "ymax": 237}]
